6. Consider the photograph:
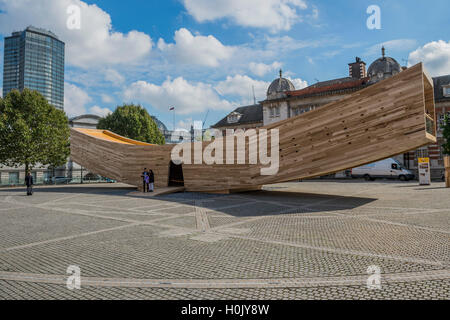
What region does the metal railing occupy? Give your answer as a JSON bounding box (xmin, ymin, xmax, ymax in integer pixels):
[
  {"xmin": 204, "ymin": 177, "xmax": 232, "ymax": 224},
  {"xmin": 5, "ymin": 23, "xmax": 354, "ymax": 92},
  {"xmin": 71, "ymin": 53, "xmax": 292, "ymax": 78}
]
[{"xmin": 0, "ymin": 169, "xmax": 115, "ymax": 187}]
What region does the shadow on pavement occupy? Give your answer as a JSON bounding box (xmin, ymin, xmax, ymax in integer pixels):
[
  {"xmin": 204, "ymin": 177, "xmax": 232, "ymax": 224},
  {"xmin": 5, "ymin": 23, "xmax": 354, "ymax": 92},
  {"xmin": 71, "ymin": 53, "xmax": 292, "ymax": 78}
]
[
  {"xmin": 0, "ymin": 184, "xmax": 377, "ymax": 216},
  {"xmin": 152, "ymin": 189, "xmax": 377, "ymax": 217}
]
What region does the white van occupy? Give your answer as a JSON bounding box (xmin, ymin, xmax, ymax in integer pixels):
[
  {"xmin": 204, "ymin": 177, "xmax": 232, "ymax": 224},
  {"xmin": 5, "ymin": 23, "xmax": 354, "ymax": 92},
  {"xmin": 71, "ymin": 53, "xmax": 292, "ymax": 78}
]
[{"xmin": 351, "ymin": 158, "xmax": 415, "ymax": 181}]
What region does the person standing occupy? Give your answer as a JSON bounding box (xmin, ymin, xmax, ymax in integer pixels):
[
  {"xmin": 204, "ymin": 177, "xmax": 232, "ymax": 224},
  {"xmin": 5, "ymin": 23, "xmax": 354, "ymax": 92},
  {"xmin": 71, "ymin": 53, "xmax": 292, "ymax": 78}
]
[
  {"xmin": 144, "ymin": 171, "xmax": 150, "ymax": 193},
  {"xmin": 148, "ymin": 169, "xmax": 155, "ymax": 192},
  {"xmin": 141, "ymin": 168, "xmax": 148, "ymax": 192},
  {"xmin": 25, "ymin": 171, "xmax": 33, "ymax": 196}
]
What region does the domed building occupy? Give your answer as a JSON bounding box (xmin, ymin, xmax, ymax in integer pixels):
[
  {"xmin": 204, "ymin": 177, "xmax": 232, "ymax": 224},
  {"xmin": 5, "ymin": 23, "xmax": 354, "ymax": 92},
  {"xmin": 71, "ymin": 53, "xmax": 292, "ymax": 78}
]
[
  {"xmin": 151, "ymin": 115, "xmax": 168, "ymax": 133},
  {"xmin": 367, "ymin": 47, "xmax": 402, "ymax": 83},
  {"xmin": 266, "ymin": 70, "xmax": 296, "ymax": 100},
  {"xmin": 151, "ymin": 115, "xmax": 180, "ymax": 144}
]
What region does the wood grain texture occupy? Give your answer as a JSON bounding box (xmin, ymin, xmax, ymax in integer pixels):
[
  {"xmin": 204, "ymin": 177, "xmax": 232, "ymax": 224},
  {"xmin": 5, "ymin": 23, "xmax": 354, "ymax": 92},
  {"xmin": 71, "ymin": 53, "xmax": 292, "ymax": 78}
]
[{"xmin": 71, "ymin": 63, "xmax": 437, "ymax": 193}]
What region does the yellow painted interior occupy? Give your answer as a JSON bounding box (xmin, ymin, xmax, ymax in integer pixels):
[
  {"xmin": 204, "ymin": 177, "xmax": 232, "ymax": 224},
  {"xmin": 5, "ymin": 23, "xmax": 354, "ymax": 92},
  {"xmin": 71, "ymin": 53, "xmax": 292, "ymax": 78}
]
[{"xmin": 75, "ymin": 128, "xmax": 154, "ymax": 146}]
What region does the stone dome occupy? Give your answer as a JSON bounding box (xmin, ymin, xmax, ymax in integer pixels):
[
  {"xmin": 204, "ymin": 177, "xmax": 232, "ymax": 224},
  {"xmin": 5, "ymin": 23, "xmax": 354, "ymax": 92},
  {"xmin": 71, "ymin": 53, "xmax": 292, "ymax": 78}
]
[
  {"xmin": 151, "ymin": 116, "xmax": 168, "ymax": 132},
  {"xmin": 368, "ymin": 47, "xmax": 402, "ymax": 83},
  {"xmin": 267, "ymin": 70, "xmax": 295, "ymax": 99}
]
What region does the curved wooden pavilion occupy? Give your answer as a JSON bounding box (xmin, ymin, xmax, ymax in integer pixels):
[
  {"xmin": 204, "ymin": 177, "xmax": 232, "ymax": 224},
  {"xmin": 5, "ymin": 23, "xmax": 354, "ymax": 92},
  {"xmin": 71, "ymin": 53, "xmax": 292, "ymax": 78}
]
[{"xmin": 70, "ymin": 63, "xmax": 437, "ymax": 193}]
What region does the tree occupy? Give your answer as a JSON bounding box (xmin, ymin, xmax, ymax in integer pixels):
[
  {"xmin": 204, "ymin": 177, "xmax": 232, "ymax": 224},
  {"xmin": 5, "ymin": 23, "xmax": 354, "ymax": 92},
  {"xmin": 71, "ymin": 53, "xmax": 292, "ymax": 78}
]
[
  {"xmin": 442, "ymin": 113, "xmax": 450, "ymax": 156},
  {"xmin": 0, "ymin": 89, "xmax": 70, "ymax": 173},
  {"xmin": 97, "ymin": 104, "xmax": 165, "ymax": 145}
]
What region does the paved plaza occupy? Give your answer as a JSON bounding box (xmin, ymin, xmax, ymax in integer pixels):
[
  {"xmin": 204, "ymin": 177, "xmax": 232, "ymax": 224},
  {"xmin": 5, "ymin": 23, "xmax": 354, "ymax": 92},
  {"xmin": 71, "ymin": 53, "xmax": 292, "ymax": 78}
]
[{"xmin": 0, "ymin": 181, "xmax": 449, "ymax": 300}]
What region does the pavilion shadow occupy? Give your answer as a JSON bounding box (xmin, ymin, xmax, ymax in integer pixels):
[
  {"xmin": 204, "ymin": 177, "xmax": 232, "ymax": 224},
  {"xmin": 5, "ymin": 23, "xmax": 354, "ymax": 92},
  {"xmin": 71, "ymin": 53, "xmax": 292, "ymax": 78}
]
[
  {"xmin": 153, "ymin": 190, "xmax": 377, "ymax": 217},
  {"xmin": 0, "ymin": 186, "xmax": 377, "ymax": 217}
]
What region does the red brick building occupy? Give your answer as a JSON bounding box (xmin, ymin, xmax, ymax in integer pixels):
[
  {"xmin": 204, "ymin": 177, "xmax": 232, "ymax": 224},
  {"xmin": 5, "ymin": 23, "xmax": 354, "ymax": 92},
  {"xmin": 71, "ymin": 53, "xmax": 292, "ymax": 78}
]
[{"xmin": 404, "ymin": 75, "xmax": 450, "ymax": 180}]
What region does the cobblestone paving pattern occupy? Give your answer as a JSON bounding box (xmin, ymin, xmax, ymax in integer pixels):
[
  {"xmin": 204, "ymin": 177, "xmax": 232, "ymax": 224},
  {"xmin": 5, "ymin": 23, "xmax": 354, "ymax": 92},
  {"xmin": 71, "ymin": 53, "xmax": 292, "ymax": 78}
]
[{"xmin": 0, "ymin": 181, "xmax": 448, "ymax": 299}]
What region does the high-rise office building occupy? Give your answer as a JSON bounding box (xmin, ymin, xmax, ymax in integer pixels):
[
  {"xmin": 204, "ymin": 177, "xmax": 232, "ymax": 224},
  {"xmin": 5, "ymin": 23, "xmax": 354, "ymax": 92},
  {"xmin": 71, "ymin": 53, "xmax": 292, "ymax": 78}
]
[{"xmin": 2, "ymin": 26, "xmax": 65, "ymax": 110}]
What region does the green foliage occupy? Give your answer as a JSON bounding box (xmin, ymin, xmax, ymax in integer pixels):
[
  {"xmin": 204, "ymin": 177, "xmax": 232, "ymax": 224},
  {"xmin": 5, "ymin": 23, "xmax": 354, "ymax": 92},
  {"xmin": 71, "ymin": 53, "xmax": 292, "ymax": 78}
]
[
  {"xmin": 442, "ymin": 113, "xmax": 450, "ymax": 156},
  {"xmin": 0, "ymin": 89, "xmax": 70, "ymax": 172},
  {"xmin": 97, "ymin": 104, "xmax": 165, "ymax": 145}
]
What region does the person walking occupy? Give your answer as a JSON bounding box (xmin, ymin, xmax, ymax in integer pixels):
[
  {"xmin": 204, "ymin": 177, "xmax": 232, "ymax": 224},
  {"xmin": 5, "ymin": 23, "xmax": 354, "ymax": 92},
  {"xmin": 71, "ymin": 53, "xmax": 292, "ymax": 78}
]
[
  {"xmin": 141, "ymin": 168, "xmax": 148, "ymax": 192},
  {"xmin": 25, "ymin": 171, "xmax": 33, "ymax": 196},
  {"xmin": 148, "ymin": 169, "xmax": 155, "ymax": 192}
]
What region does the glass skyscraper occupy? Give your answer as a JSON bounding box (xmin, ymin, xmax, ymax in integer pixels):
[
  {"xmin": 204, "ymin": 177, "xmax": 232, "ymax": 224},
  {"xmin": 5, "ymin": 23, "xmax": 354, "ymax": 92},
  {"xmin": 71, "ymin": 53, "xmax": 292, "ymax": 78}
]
[{"xmin": 2, "ymin": 26, "xmax": 65, "ymax": 110}]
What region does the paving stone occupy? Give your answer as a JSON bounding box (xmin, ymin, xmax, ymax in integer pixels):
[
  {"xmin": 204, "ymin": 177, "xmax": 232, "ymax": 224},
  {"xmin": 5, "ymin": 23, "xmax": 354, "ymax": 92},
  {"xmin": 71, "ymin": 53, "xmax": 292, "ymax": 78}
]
[
  {"xmin": 0, "ymin": 279, "xmax": 448, "ymax": 300},
  {"xmin": 0, "ymin": 206, "xmax": 125, "ymax": 249},
  {"xmin": 0, "ymin": 181, "xmax": 449, "ymax": 299}
]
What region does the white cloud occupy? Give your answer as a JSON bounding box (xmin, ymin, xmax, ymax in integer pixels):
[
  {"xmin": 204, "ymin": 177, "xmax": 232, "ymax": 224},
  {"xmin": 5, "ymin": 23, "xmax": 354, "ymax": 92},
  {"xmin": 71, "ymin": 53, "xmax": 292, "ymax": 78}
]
[
  {"xmin": 215, "ymin": 74, "xmax": 307, "ymax": 104},
  {"xmin": 65, "ymin": 83, "xmax": 113, "ymax": 117},
  {"xmin": 0, "ymin": 0, "xmax": 152, "ymax": 68},
  {"xmin": 264, "ymin": 35, "xmax": 329, "ymax": 53},
  {"xmin": 104, "ymin": 69, "xmax": 125, "ymax": 86},
  {"xmin": 365, "ymin": 39, "xmax": 417, "ymax": 56},
  {"xmin": 287, "ymin": 77, "xmax": 308, "ymax": 90},
  {"xmin": 309, "ymin": 5, "xmax": 319, "ymax": 19},
  {"xmin": 183, "ymin": 0, "xmax": 308, "ymax": 32},
  {"xmin": 408, "ymin": 40, "xmax": 450, "ymax": 77},
  {"xmin": 124, "ymin": 77, "xmax": 234, "ymax": 115},
  {"xmin": 176, "ymin": 118, "xmax": 194, "ymax": 131},
  {"xmin": 157, "ymin": 28, "xmax": 234, "ymax": 67},
  {"xmin": 64, "ymin": 82, "xmax": 91, "ymax": 117},
  {"xmin": 101, "ymin": 94, "xmax": 114, "ymax": 104},
  {"xmin": 89, "ymin": 105, "xmax": 112, "ymax": 117},
  {"xmin": 249, "ymin": 61, "xmax": 282, "ymax": 77},
  {"xmin": 215, "ymin": 74, "xmax": 270, "ymax": 104}
]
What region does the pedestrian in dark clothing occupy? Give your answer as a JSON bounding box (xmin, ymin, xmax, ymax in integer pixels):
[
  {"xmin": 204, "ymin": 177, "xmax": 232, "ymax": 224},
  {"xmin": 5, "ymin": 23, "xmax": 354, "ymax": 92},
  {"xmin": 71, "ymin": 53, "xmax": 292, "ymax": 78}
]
[
  {"xmin": 25, "ymin": 172, "xmax": 33, "ymax": 196},
  {"xmin": 141, "ymin": 168, "xmax": 148, "ymax": 192},
  {"xmin": 148, "ymin": 169, "xmax": 155, "ymax": 192}
]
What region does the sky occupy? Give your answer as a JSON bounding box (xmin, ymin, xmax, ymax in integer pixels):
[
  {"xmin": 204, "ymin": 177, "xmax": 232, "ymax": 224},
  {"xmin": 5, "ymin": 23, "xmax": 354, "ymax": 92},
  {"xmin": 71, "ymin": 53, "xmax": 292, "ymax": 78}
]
[{"xmin": 0, "ymin": 0, "xmax": 449, "ymax": 130}]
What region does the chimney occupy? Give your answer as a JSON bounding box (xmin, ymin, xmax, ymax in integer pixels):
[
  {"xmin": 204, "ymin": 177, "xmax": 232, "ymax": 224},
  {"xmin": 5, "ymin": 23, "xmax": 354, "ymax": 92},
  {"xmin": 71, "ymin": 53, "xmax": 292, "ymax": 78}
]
[{"xmin": 348, "ymin": 57, "xmax": 367, "ymax": 79}]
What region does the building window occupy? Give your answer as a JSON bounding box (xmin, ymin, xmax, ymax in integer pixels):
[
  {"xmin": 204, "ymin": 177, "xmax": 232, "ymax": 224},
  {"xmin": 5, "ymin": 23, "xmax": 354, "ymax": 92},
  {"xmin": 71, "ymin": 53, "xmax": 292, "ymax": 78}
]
[
  {"xmin": 43, "ymin": 171, "xmax": 52, "ymax": 184},
  {"xmin": 443, "ymin": 86, "xmax": 450, "ymax": 97},
  {"xmin": 227, "ymin": 112, "xmax": 241, "ymax": 124},
  {"xmin": 9, "ymin": 172, "xmax": 19, "ymax": 185},
  {"xmin": 275, "ymin": 106, "xmax": 280, "ymax": 117},
  {"xmin": 268, "ymin": 105, "xmax": 280, "ymax": 118}
]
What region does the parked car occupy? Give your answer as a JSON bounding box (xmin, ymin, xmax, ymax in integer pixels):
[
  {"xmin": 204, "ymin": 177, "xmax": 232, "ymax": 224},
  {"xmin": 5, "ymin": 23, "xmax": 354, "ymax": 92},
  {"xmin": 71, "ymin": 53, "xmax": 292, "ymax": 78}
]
[
  {"xmin": 351, "ymin": 158, "xmax": 415, "ymax": 181},
  {"xmin": 53, "ymin": 177, "xmax": 72, "ymax": 184}
]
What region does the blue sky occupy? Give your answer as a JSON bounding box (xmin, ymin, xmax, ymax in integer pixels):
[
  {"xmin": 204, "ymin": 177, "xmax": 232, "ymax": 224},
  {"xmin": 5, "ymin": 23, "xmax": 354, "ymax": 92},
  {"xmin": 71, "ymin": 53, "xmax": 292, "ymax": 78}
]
[{"xmin": 1, "ymin": 0, "xmax": 449, "ymax": 129}]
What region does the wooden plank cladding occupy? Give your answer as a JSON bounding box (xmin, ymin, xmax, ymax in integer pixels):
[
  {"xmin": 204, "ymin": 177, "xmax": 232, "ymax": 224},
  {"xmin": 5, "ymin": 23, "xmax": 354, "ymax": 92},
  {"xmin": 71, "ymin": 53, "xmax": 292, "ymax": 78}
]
[{"xmin": 70, "ymin": 63, "xmax": 437, "ymax": 193}]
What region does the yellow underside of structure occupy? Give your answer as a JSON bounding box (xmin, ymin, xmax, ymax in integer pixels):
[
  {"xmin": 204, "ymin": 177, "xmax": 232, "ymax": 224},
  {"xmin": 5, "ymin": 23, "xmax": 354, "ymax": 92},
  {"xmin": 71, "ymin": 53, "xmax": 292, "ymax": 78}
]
[{"xmin": 74, "ymin": 128, "xmax": 154, "ymax": 146}]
